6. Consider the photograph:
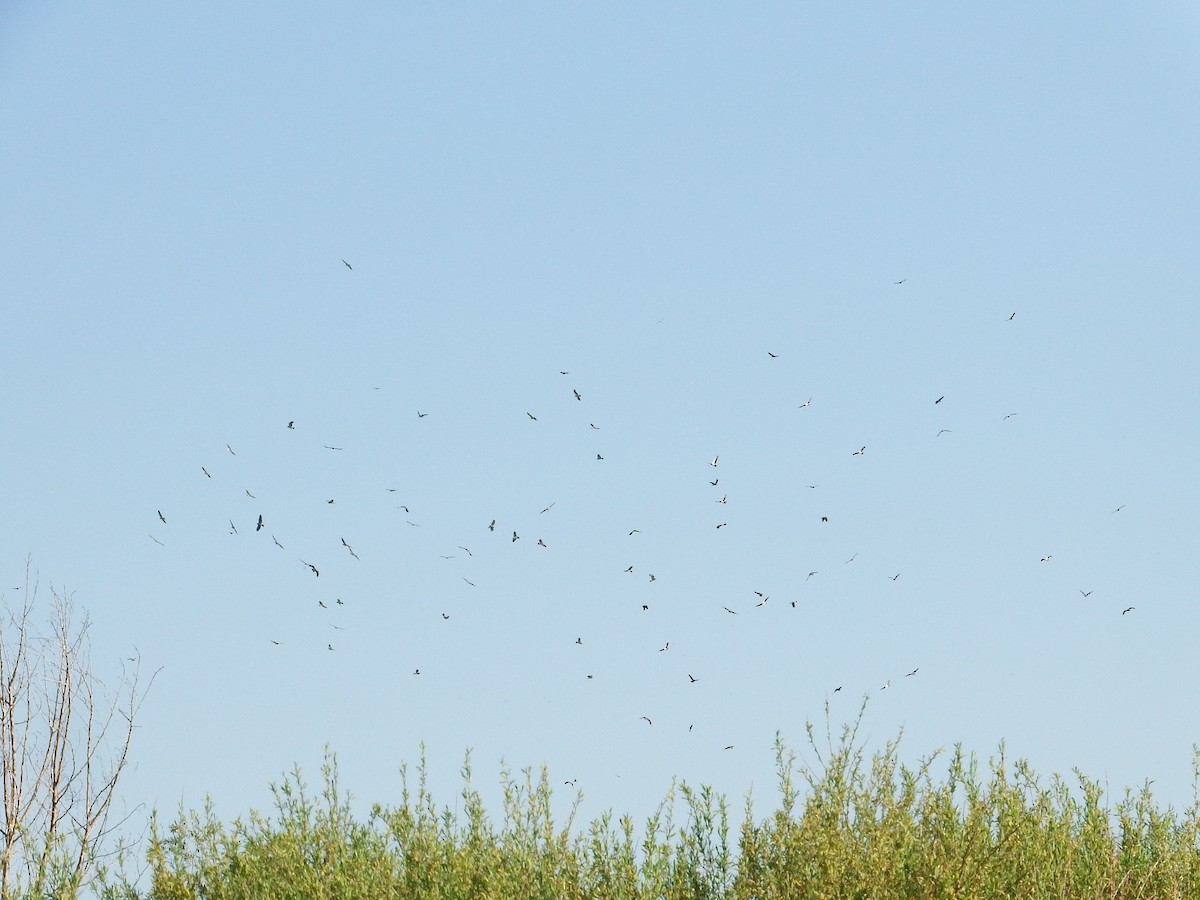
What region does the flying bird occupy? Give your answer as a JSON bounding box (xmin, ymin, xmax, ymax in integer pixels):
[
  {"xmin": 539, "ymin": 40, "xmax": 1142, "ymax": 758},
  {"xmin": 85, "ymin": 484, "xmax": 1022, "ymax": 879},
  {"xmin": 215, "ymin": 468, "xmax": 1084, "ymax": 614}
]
[
  {"xmin": 229, "ymin": 520, "xmax": 238, "ymax": 535},
  {"xmin": 272, "ymin": 535, "xmax": 284, "ymax": 549},
  {"xmin": 300, "ymin": 560, "xmax": 319, "ymax": 577},
  {"xmin": 629, "ymin": 529, "xmax": 641, "ymax": 535},
  {"xmin": 256, "ymin": 515, "xmax": 264, "ymax": 532},
  {"xmin": 596, "ymin": 453, "xmax": 604, "ymax": 460},
  {"xmin": 935, "ymin": 396, "xmax": 944, "ymax": 404},
  {"xmin": 688, "ymin": 674, "xmax": 698, "ymax": 683},
  {"xmin": 271, "ymin": 640, "xmax": 282, "ymax": 646},
  {"xmin": 1080, "ymin": 590, "xmax": 1093, "ymax": 598},
  {"xmin": 328, "ymin": 644, "xmax": 335, "ymax": 651},
  {"xmin": 318, "ymin": 601, "xmax": 327, "ymax": 608},
  {"xmin": 537, "ymin": 539, "xmax": 547, "ymax": 548},
  {"xmin": 648, "ymin": 573, "xmax": 656, "ymax": 582},
  {"xmin": 716, "ymin": 523, "xmax": 728, "ymax": 529},
  {"xmin": 806, "ymin": 571, "xmax": 818, "ymax": 581},
  {"xmin": 417, "ymin": 411, "xmax": 429, "ymax": 418},
  {"xmin": 798, "ymin": 397, "xmax": 812, "ymax": 408},
  {"xmin": 1040, "ymin": 555, "xmax": 1052, "ymax": 562},
  {"xmin": 573, "ymin": 389, "xmax": 581, "ymax": 401},
  {"xmin": 709, "ymin": 456, "xmax": 719, "ymax": 467},
  {"xmin": 624, "ymin": 566, "xmax": 634, "ymax": 573},
  {"xmin": 157, "ymin": 510, "xmax": 167, "ymax": 524},
  {"xmin": 833, "ymin": 686, "xmax": 843, "ymax": 693},
  {"xmin": 723, "ymin": 606, "xmax": 737, "ymax": 615},
  {"xmin": 341, "ymin": 538, "xmax": 359, "ymax": 560},
  {"xmin": 463, "ymin": 578, "xmax": 475, "ymax": 587},
  {"xmin": 1112, "ymin": 505, "xmax": 1126, "ymax": 513},
  {"xmin": 767, "ymin": 352, "xmax": 778, "ymax": 358},
  {"xmin": 844, "ymin": 552, "xmax": 857, "ymax": 564},
  {"xmin": 489, "ymin": 519, "xmax": 496, "ymax": 531},
  {"xmin": 889, "ymin": 573, "xmax": 900, "ymax": 581},
  {"xmin": 640, "ymin": 717, "xmax": 652, "ymax": 725},
  {"xmin": 201, "ymin": 467, "xmax": 212, "ymax": 478},
  {"xmin": 287, "ymin": 421, "xmax": 295, "ymax": 429},
  {"xmin": 709, "ymin": 479, "xmax": 718, "ymax": 486},
  {"xmin": 526, "ymin": 412, "xmax": 538, "ymax": 421},
  {"xmin": 906, "ymin": 668, "xmax": 919, "ymax": 677},
  {"xmin": 226, "ymin": 444, "xmax": 236, "ymax": 455},
  {"xmin": 821, "ymin": 516, "xmax": 828, "ymax": 523},
  {"xmin": 717, "ymin": 496, "xmax": 727, "ymax": 504},
  {"xmin": 246, "ymin": 490, "xmax": 256, "ymax": 498},
  {"xmin": 413, "ymin": 669, "xmax": 421, "ymax": 675},
  {"xmin": 512, "ymin": 531, "xmax": 519, "ymax": 542},
  {"xmin": 1008, "ymin": 312, "xmax": 1016, "ymax": 320},
  {"xmin": 540, "ymin": 503, "xmax": 556, "ymax": 514},
  {"xmin": 590, "ymin": 423, "xmax": 600, "ymax": 429},
  {"xmin": 342, "ymin": 259, "xmax": 352, "ymax": 270},
  {"xmin": 894, "ymin": 279, "xmax": 906, "ymax": 284},
  {"xmin": 458, "ymin": 546, "xmax": 472, "ymax": 556},
  {"xmin": 149, "ymin": 534, "xmax": 165, "ymax": 546},
  {"xmin": 1122, "ymin": 607, "xmax": 1135, "ymax": 615},
  {"xmin": 324, "ymin": 446, "xmax": 343, "ymax": 451},
  {"xmin": 852, "ymin": 446, "xmax": 866, "ymax": 456},
  {"xmin": 880, "ymin": 680, "xmax": 891, "ymax": 690},
  {"xmin": 659, "ymin": 641, "xmax": 669, "ymax": 651},
  {"xmin": 937, "ymin": 429, "xmax": 952, "ymax": 437},
  {"xmin": 575, "ymin": 637, "xmax": 582, "ymax": 645}
]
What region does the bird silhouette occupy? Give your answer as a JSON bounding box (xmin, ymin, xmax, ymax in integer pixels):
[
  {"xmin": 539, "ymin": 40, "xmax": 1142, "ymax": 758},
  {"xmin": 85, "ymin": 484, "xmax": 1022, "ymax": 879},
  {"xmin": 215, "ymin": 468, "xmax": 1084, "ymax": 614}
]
[
  {"xmin": 1122, "ymin": 607, "xmax": 1135, "ymax": 615},
  {"xmin": 287, "ymin": 421, "xmax": 295, "ymax": 429},
  {"xmin": 1080, "ymin": 590, "xmax": 1093, "ymax": 598},
  {"xmin": 229, "ymin": 520, "xmax": 238, "ymax": 535},
  {"xmin": 300, "ymin": 560, "xmax": 319, "ymax": 577},
  {"xmin": 573, "ymin": 389, "xmax": 581, "ymax": 400},
  {"xmin": 512, "ymin": 531, "xmax": 519, "ymax": 542},
  {"xmin": 226, "ymin": 444, "xmax": 236, "ymax": 455},
  {"xmin": 906, "ymin": 668, "xmax": 919, "ymax": 677},
  {"xmin": 272, "ymin": 535, "xmax": 285, "ymax": 549},
  {"xmin": 489, "ymin": 519, "xmax": 496, "ymax": 531},
  {"xmin": 202, "ymin": 467, "xmax": 212, "ymax": 478},
  {"xmin": 342, "ymin": 259, "xmax": 352, "ymax": 270},
  {"xmin": 417, "ymin": 411, "xmax": 429, "ymax": 418},
  {"xmin": 710, "ymin": 455, "xmax": 719, "ymax": 467},
  {"xmin": 767, "ymin": 352, "xmax": 778, "ymax": 358},
  {"xmin": 852, "ymin": 446, "xmax": 866, "ymax": 456},
  {"xmin": 641, "ymin": 716, "xmax": 652, "ymax": 725},
  {"xmin": 256, "ymin": 515, "xmax": 264, "ymax": 532},
  {"xmin": 688, "ymin": 674, "xmax": 698, "ymax": 683},
  {"xmin": 157, "ymin": 510, "xmax": 167, "ymax": 524},
  {"xmin": 935, "ymin": 396, "xmax": 944, "ymax": 404},
  {"xmin": 527, "ymin": 412, "xmax": 538, "ymax": 421}
]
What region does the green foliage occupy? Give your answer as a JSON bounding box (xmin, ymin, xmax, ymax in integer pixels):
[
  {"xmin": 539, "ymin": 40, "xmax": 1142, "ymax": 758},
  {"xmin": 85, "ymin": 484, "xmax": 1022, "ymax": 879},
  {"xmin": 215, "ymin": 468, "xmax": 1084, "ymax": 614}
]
[{"xmin": 130, "ymin": 721, "xmax": 1200, "ymax": 900}]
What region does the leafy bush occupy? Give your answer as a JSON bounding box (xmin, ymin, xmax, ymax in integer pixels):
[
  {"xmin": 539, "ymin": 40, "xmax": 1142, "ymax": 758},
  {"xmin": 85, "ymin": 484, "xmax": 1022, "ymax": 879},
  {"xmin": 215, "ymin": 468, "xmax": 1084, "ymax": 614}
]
[{"xmin": 131, "ymin": 707, "xmax": 1200, "ymax": 899}]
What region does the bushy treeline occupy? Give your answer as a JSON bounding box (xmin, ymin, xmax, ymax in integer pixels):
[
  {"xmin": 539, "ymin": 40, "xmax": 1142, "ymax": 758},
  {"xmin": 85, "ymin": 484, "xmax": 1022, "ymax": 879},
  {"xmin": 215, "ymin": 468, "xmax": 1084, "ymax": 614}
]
[{"xmin": 89, "ymin": 711, "xmax": 1200, "ymax": 898}]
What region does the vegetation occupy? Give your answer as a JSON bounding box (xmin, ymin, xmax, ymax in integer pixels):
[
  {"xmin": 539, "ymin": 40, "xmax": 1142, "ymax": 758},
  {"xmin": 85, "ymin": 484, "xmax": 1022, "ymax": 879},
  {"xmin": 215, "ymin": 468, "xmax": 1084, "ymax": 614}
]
[
  {"xmin": 0, "ymin": 565, "xmax": 155, "ymax": 900},
  {"xmin": 135, "ymin": 704, "xmax": 1200, "ymax": 900}
]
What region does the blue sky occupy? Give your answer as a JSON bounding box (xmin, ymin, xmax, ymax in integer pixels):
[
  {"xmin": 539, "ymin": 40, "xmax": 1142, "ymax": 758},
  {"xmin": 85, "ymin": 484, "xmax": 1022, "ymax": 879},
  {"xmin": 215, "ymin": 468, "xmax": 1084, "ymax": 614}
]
[{"xmin": 2, "ymin": 2, "xmax": 1199, "ymax": 844}]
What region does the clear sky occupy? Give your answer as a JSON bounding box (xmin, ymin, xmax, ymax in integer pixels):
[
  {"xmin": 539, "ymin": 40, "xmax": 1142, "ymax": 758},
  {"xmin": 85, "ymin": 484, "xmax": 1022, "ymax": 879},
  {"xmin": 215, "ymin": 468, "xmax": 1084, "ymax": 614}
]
[{"xmin": 2, "ymin": 2, "xmax": 1199, "ymax": 843}]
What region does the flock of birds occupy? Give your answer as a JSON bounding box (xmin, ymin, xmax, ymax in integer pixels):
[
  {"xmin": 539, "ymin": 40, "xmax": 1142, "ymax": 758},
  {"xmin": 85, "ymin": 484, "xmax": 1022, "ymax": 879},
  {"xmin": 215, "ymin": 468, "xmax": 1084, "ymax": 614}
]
[{"xmin": 146, "ymin": 265, "xmax": 1138, "ymax": 756}]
